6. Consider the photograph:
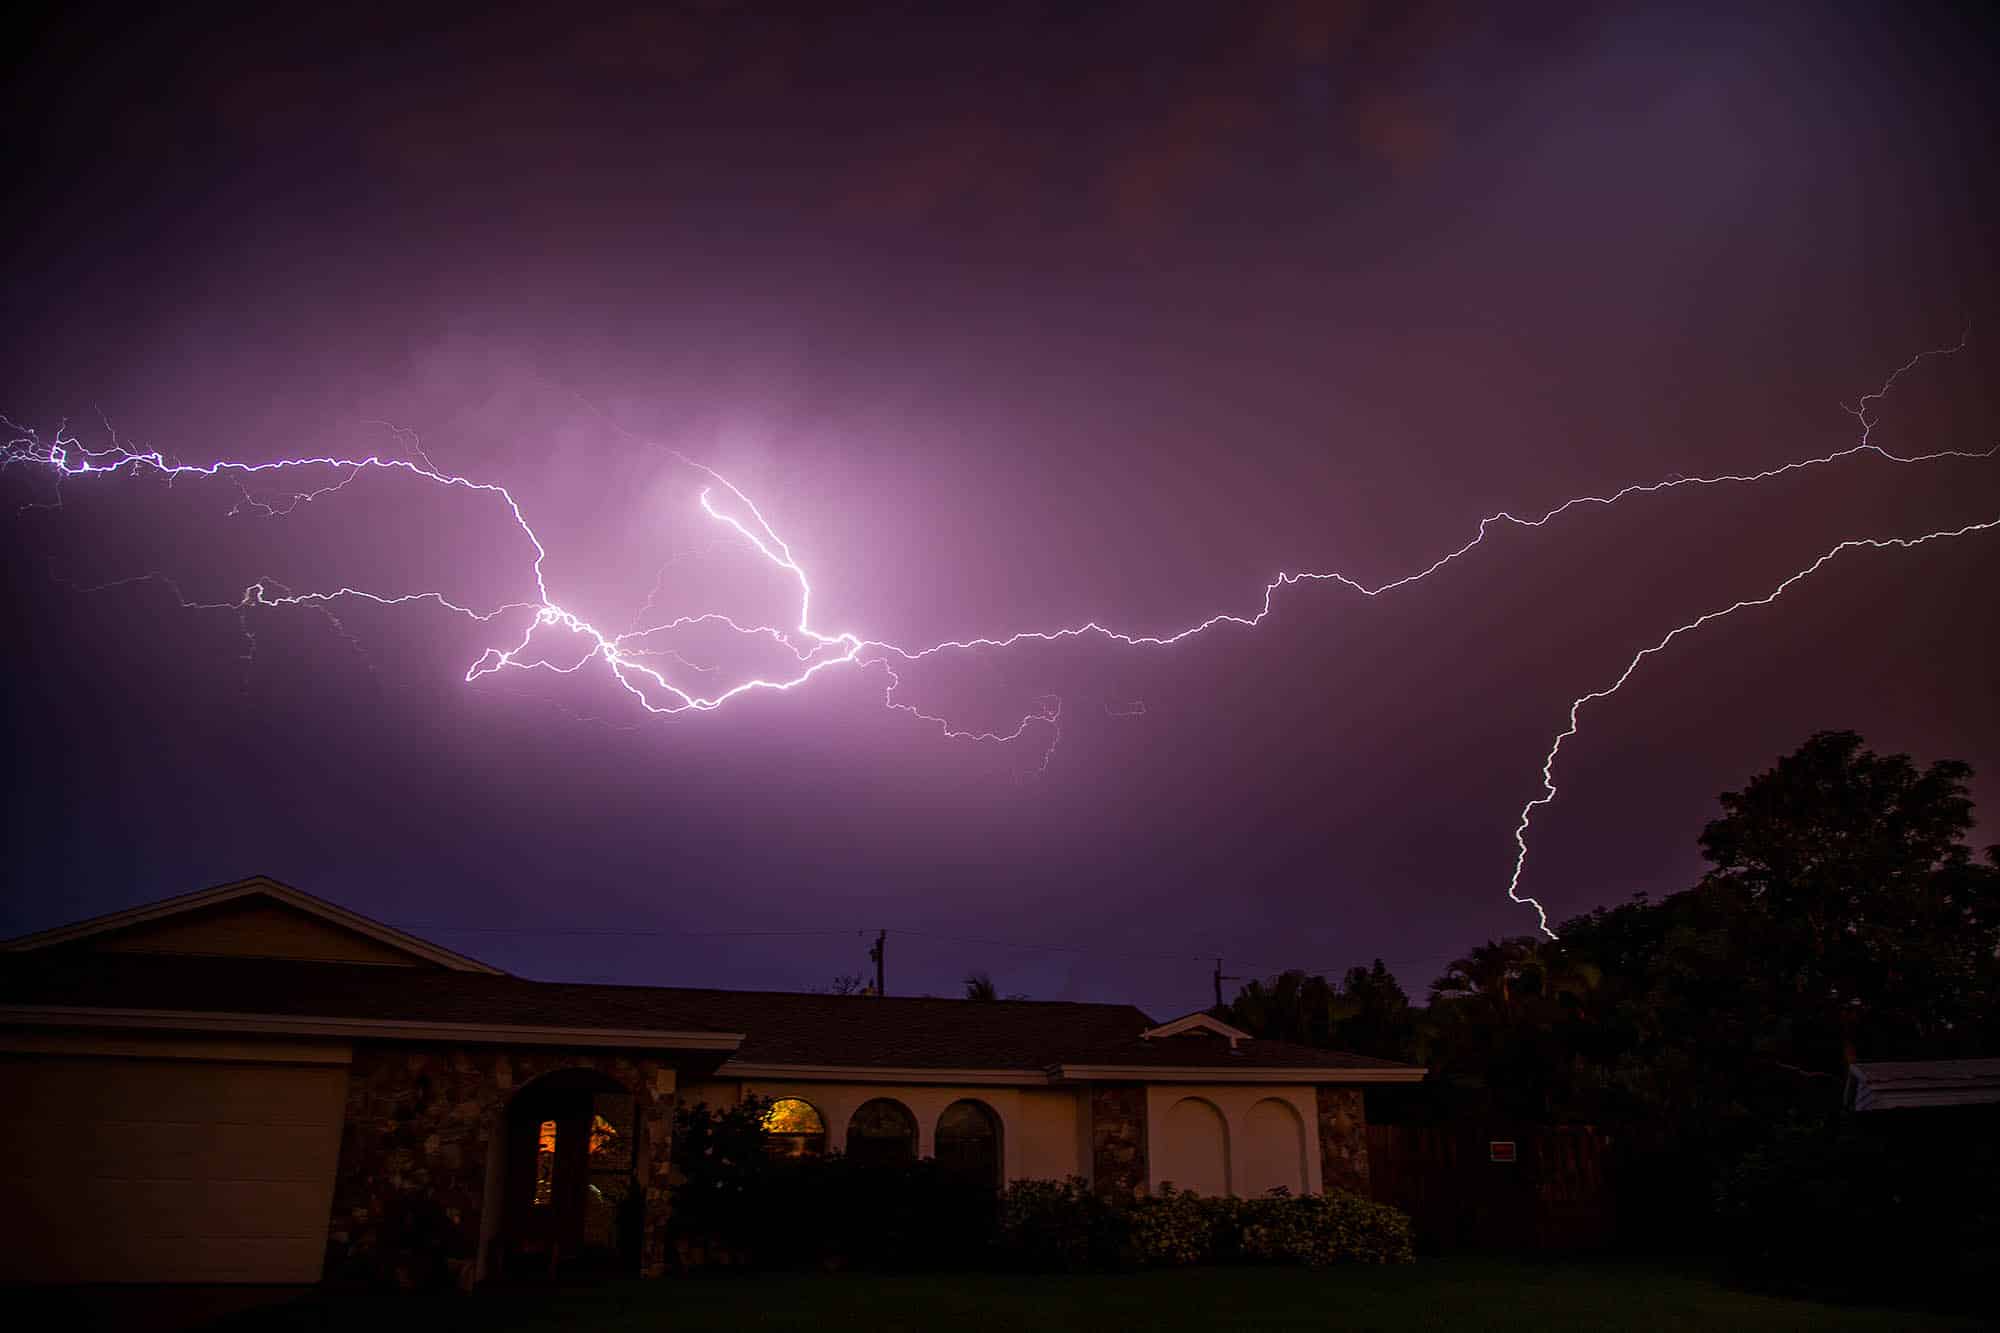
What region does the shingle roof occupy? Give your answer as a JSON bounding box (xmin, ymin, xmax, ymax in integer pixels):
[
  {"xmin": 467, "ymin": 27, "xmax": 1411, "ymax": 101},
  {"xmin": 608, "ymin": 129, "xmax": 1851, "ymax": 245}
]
[
  {"xmin": 587, "ymin": 983, "xmax": 1158, "ymax": 1068},
  {"xmin": 0, "ymin": 952, "xmax": 1418, "ymax": 1076}
]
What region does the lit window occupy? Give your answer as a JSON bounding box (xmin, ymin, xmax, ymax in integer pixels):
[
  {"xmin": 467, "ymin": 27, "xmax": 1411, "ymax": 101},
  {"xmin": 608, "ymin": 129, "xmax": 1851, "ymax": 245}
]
[
  {"xmin": 533, "ymin": 1119, "xmax": 558, "ymax": 1206},
  {"xmin": 589, "ymin": 1113, "xmax": 619, "ymax": 1156},
  {"xmin": 762, "ymin": 1097, "xmax": 827, "ymax": 1158}
]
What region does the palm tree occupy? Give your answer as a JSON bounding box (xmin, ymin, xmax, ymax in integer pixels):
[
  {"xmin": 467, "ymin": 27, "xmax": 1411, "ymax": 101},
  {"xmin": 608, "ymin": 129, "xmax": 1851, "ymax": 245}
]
[
  {"xmin": 1431, "ymin": 937, "xmax": 1603, "ymax": 1022},
  {"xmin": 962, "ymin": 971, "xmax": 999, "ymax": 1002}
]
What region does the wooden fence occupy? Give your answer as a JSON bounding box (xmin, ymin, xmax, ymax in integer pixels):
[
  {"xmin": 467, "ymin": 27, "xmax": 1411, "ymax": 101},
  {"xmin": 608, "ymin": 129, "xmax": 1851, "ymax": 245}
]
[{"xmin": 1365, "ymin": 1123, "xmax": 1615, "ymax": 1252}]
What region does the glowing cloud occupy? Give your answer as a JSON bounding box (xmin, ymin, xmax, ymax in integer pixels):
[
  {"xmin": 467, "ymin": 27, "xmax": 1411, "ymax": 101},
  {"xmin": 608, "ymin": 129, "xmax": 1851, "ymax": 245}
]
[{"xmin": 4, "ymin": 342, "xmax": 1994, "ymax": 928}]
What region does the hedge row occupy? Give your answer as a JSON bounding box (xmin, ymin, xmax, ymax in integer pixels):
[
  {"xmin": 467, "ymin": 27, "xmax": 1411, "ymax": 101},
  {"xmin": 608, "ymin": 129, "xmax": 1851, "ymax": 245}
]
[
  {"xmin": 995, "ymin": 1177, "xmax": 1414, "ymax": 1270},
  {"xmin": 670, "ymin": 1160, "xmax": 1413, "ymax": 1272}
]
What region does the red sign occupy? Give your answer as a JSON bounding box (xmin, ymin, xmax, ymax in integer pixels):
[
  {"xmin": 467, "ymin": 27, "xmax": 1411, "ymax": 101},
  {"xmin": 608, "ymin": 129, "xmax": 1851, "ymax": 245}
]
[{"xmin": 1488, "ymin": 1140, "xmax": 1518, "ymax": 1163}]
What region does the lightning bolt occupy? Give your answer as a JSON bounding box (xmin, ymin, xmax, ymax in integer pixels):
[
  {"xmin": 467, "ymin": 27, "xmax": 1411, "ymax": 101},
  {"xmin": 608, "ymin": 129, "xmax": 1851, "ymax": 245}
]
[
  {"xmin": 4, "ymin": 341, "xmax": 1995, "ymax": 922},
  {"xmin": 1503, "ymin": 515, "xmax": 2000, "ymax": 939}
]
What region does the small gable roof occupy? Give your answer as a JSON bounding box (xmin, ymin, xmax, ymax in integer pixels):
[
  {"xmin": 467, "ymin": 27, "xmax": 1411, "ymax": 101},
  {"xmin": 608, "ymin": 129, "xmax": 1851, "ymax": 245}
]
[
  {"xmin": 0, "ymin": 875, "xmax": 504, "ymax": 974},
  {"xmin": 1142, "ymin": 1011, "xmax": 1254, "ymax": 1046},
  {"xmin": 1847, "ymin": 1059, "xmax": 2000, "ymax": 1112}
]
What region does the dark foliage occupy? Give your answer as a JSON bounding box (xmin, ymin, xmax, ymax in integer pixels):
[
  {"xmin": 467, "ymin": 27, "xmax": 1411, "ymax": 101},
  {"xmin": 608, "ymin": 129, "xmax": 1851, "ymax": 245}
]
[
  {"xmin": 1217, "ymin": 959, "xmax": 1419, "ymax": 1063},
  {"xmin": 1223, "ymin": 731, "xmax": 2000, "ymax": 1263},
  {"xmin": 989, "ymin": 1177, "xmax": 1132, "ymax": 1270},
  {"xmin": 668, "ymin": 1095, "xmax": 995, "ymax": 1269},
  {"xmin": 335, "ymin": 1192, "xmax": 471, "ymax": 1289},
  {"xmin": 1715, "ymin": 1109, "xmax": 2000, "ymax": 1304}
]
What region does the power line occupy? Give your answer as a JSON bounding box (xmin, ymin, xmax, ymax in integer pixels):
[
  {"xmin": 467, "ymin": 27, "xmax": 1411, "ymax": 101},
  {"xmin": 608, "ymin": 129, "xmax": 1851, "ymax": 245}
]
[
  {"xmin": 392, "ymin": 925, "xmax": 865, "ymax": 938},
  {"xmin": 390, "ymin": 919, "xmax": 1463, "ymax": 978}
]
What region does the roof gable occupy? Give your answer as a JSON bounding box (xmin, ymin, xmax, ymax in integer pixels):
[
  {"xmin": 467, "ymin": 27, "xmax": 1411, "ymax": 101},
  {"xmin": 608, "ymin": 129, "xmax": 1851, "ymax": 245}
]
[
  {"xmin": 1, "ymin": 876, "xmax": 502, "ymax": 973},
  {"xmin": 1142, "ymin": 1011, "xmax": 1252, "ymax": 1046}
]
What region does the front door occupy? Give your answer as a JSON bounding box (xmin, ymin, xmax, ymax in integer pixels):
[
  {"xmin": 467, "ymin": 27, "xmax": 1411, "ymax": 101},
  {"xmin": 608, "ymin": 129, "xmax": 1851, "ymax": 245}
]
[{"xmin": 498, "ymin": 1072, "xmax": 632, "ymax": 1272}]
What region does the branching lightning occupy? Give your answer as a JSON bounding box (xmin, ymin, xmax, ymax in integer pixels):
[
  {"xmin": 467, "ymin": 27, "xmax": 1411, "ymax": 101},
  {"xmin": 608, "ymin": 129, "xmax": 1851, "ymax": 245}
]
[{"xmin": 4, "ymin": 341, "xmax": 1995, "ymax": 930}]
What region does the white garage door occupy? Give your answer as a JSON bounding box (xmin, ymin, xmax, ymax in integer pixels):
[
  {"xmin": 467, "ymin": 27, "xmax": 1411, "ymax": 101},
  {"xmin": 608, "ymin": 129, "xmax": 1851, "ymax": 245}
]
[{"xmin": 0, "ymin": 1053, "xmax": 348, "ymax": 1283}]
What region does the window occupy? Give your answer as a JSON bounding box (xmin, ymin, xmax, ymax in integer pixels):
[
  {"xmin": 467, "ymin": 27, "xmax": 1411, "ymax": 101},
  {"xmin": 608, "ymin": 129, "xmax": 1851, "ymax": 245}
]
[
  {"xmin": 532, "ymin": 1119, "xmax": 559, "ymax": 1206},
  {"xmin": 845, "ymin": 1098, "xmax": 917, "ymax": 1167},
  {"xmin": 935, "ymin": 1099, "xmax": 1001, "ymax": 1187},
  {"xmin": 585, "ymin": 1093, "xmax": 636, "ymax": 1251},
  {"xmin": 761, "ymin": 1097, "xmax": 828, "ymax": 1159}
]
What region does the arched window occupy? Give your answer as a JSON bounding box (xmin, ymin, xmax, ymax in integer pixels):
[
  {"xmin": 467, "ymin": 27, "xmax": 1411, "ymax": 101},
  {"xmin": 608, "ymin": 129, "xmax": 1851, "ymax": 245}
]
[
  {"xmin": 846, "ymin": 1098, "xmax": 917, "ymax": 1167},
  {"xmin": 761, "ymin": 1097, "xmax": 827, "ymax": 1159},
  {"xmin": 935, "ymin": 1099, "xmax": 1001, "ymax": 1187}
]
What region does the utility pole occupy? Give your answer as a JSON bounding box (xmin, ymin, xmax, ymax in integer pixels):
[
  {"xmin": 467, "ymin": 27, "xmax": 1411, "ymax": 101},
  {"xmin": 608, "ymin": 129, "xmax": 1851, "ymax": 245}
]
[
  {"xmin": 1212, "ymin": 957, "xmax": 1242, "ymax": 1012},
  {"xmin": 869, "ymin": 929, "xmax": 886, "ymax": 997}
]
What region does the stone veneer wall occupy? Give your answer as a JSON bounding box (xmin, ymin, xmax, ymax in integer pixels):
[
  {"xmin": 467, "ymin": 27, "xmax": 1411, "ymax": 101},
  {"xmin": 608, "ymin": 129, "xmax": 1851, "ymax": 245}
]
[
  {"xmin": 1089, "ymin": 1083, "xmax": 1148, "ymax": 1201},
  {"xmin": 325, "ymin": 1045, "xmax": 678, "ymax": 1281},
  {"xmin": 1314, "ymin": 1085, "xmax": 1370, "ymax": 1195}
]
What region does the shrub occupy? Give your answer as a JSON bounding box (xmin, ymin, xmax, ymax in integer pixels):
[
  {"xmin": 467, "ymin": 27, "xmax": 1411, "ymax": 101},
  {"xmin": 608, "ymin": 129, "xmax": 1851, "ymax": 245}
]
[
  {"xmin": 669, "ymin": 1097, "xmax": 999, "ymax": 1270},
  {"xmin": 761, "ymin": 1153, "xmax": 998, "ymax": 1270},
  {"xmin": 335, "ymin": 1191, "xmax": 472, "ymax": 1288},
  {"xmin": 667, "ymin": 1096, "xmax": 778, "ymax": 1261},
  {"xmin": 1127, "ymin": 1186, "xmax": 1414, "ymax": 1268},
  {"xmin": 992, "ymin": 1176, "xmax": 1131, "ymax": 1270},
  {"xmin": 1001, "ymin": 1181, "xmax": 1415, "ymax": 1271},
  {"xmin": 1236, "ymin": 1189, "xmax": 1417, "ymax": 1266},
  {"xmin": 1126, "ymin": 1185, "xmax": 1218, "ymax": 1266}
]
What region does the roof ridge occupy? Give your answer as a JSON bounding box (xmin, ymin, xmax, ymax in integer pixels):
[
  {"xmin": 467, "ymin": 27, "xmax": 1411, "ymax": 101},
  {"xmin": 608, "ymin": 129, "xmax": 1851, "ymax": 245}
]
[{"xmin": 542, "ymin": 979, "xmax": 1153, "ymax": 1011}]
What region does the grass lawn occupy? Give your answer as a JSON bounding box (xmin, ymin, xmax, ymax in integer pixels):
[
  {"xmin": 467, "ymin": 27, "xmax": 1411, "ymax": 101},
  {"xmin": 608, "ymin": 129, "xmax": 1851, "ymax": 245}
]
[{"xmin": 190, "ymin": 1258, "xmax": 1984, "ymax": 1332}]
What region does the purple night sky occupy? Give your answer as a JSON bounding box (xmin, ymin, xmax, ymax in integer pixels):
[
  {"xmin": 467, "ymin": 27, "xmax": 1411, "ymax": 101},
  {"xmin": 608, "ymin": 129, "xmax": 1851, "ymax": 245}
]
[{"xmin": 5, "ymin": 2, "xmax": 1997, "ymax": 1018}]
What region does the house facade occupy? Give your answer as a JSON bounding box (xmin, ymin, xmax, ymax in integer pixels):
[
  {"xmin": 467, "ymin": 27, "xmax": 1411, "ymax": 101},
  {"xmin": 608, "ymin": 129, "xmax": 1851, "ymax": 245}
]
[{"xmin": 0, "ymin": 876, "xmax": 1423, "ymax": 1286}]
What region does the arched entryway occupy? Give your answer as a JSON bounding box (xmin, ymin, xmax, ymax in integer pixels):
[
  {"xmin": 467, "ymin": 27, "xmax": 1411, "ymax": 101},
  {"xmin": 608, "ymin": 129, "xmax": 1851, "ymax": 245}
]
[{"xmin": 497, "ymin": 1067, "xmax": 639, "ymax": 1278}]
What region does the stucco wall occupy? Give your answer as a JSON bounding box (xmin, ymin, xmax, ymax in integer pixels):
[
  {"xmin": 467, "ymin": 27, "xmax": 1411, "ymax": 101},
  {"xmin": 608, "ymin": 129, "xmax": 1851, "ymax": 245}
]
[
  {"xmin": 1015, "ymin": 1087, "xmax": 1089, "ymax": 1182},
  {"xmin": 1143, "ymin": 1084, "xmax": 1324, "ymax": 1198},
  {"xmin": 685, "ymin": 1078, "xmax": 1088, "ymax": 1184},
  {"xmin": 684, "ymin": 1075, "xmax": 1357, "ymax": 1202}
]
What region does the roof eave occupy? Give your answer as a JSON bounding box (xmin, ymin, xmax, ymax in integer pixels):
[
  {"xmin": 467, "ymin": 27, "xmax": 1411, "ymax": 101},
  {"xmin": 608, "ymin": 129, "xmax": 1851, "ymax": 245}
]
[
  {"xmin": 716, "ymin": 1060, "xmax": 1052, "ymax": 1086},
  {"xmin": 0, "ymin": 876, "xmax": 505, "ymax": 974},
  {"xmin": 1052, "ymin": 1063, "xmax": 1427, "ymax": 1084}
]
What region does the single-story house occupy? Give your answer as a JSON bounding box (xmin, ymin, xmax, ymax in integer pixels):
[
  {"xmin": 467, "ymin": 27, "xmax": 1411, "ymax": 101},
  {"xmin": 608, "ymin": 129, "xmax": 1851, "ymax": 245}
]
[{"xmin": 0, "ymin": 876, "xmax": 1424, "ymax": 1285}]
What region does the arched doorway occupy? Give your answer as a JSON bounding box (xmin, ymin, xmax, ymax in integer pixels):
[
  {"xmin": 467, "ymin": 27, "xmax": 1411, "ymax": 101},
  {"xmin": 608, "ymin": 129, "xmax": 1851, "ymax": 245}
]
[
  {"xmin": 498, "ymin": 1067, "xmax": 638, "ymax": 1278},
  {"xmin": 845, "ymin": 1098, "xmax": 917, "ymax": 1167},
  {"xmin": 935, "ymin": 1099, "xmax": 1002, "ymax": 1187}
]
